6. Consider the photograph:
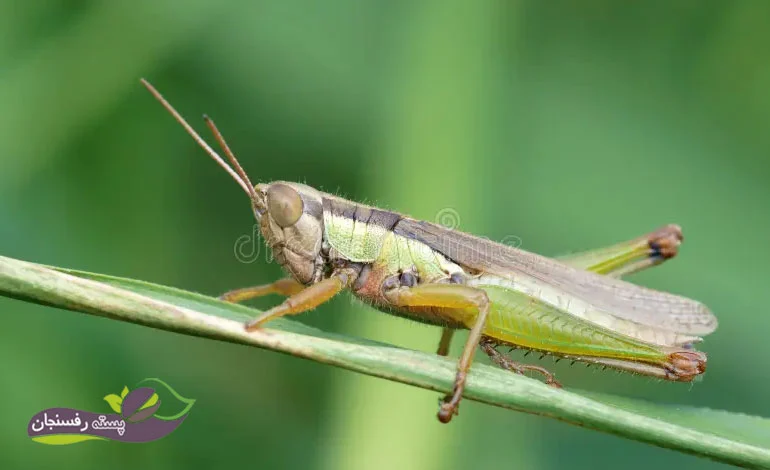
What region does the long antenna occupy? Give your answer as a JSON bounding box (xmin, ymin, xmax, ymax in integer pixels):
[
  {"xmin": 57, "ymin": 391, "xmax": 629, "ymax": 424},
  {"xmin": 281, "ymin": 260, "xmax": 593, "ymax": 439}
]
[
  {"xmin": 203, "ymin": 115, "xmax": 256, "ymax": 197},
  {"xmin": 139, "ymin": 78, "xmax": 259, "ymax": 205}
]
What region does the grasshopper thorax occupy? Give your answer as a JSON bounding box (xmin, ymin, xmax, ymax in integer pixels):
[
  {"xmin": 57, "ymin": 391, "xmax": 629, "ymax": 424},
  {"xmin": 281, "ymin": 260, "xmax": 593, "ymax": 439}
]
[{"xmin": 255, "ymin": 181, "xmax": 326, "ymax": 285}]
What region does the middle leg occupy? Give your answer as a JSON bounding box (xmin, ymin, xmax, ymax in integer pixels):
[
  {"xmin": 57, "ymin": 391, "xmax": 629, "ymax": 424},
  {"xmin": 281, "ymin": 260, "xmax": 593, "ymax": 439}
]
[
  {"xmin": 436, "ymin": 327, "xmax": 455, "ymax": 356},
  {"xmin": 383, "ymin": 283, "xmax": 490, "ymax": 423}
]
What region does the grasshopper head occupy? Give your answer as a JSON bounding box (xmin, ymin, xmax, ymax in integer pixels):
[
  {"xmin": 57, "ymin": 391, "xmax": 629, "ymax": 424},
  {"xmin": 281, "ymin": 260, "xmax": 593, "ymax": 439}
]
[
  {"xmin": 254, "ymin": 182, "xmax": 325, "ymax": 284},
  {"xmin": 139, "ymin": 80, "xmax": 328, "ymax": 284}
]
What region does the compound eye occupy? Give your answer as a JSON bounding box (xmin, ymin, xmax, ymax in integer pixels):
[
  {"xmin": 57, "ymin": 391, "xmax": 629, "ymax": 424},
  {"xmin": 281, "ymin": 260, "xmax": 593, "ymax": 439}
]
[{"xmin": 267, "ymin": 184, "xmax": 304, "ymax": 228}]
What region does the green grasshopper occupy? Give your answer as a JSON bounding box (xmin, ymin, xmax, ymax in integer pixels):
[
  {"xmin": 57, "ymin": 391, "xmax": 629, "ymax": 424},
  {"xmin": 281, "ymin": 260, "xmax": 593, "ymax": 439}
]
[{"xmin": 141, "ymin": 79, "xmax": 717, "ymax": 423}]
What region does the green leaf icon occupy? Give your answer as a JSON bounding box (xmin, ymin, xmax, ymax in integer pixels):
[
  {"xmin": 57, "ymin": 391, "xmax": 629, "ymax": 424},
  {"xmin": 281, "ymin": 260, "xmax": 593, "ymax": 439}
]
[
  {"xmin": 120, "ymin": 386, "xmax": 129, "ymax": 399},
  {"xmin": 138, "ymin": 378, "xmax": 195, "ymax": 421},
  {"xmin": 103, "ymin": 393, "xmax": 123, "ymax": 413},
  {"xmin": 138, "ymin": 392, "xmax": 159, "ymax": 411}
]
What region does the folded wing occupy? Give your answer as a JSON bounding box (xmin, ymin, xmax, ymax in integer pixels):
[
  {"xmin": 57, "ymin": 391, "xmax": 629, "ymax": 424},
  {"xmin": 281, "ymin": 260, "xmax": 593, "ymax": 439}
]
[{"xmin": 393, "ymin": 219, "xmax": 717, "ymax": 336}]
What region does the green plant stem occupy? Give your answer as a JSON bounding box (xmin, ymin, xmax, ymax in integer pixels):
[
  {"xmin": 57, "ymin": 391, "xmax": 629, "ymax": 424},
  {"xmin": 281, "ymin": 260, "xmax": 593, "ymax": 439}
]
[{"xmin": 1, "ymin": 254, "xmax": 769, "ymax": 469}]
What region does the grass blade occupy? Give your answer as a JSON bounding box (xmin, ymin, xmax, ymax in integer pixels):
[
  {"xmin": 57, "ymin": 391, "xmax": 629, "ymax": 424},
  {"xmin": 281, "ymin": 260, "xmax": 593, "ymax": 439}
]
[{"xmin": 0, "ymin": 254, "xmax": 768, "ymax": 468}]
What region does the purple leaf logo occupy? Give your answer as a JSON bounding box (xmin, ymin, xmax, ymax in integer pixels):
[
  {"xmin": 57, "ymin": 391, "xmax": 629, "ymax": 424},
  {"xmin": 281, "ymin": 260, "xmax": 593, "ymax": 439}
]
[
  {"xmin": 121, "ymin": 388, "xmax": 161, "ymax": 423},
  {"xmin": 29, "ymin": 378, "xmax": 193, "ymax": 445}
]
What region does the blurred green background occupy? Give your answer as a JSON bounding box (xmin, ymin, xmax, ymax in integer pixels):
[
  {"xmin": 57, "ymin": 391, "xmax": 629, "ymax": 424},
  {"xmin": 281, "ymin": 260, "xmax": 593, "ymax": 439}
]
[{"xmin": 2, "ymin": 1, "xmax": 769, "ymax": 468}]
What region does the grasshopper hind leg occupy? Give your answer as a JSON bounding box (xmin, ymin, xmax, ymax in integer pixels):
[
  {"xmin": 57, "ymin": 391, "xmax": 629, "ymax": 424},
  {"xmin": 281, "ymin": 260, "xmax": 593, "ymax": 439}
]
[{"xmin": 480, "ymin": 337, "xmax": 562, "ymax": 388}]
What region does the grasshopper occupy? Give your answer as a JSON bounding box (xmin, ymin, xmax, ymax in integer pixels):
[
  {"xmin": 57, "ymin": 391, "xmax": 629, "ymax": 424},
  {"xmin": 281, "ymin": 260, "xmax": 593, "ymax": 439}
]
[{"xmin": 140, "ymin": 79, "xmax": 717, "ymax": 423}]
